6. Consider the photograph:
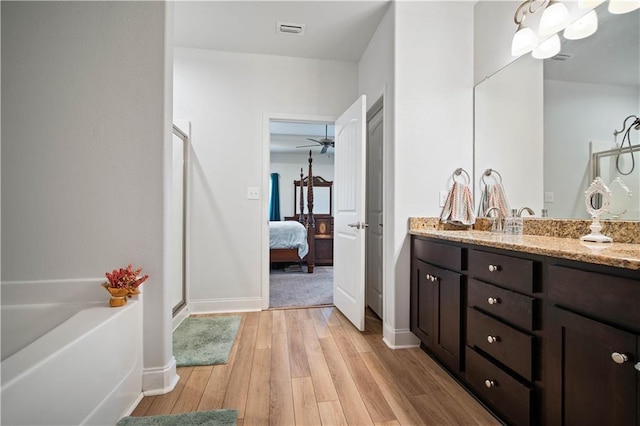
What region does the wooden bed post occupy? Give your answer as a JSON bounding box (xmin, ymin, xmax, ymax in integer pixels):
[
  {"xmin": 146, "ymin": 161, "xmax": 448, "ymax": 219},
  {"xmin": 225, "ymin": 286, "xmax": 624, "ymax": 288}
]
[
  {"xmin": 306, "ymin": 150, "xmax": 316, "ymax": 273},
  {"xmin": 299, "ymin": 167, "xmax": 304, "ymax": 224}
]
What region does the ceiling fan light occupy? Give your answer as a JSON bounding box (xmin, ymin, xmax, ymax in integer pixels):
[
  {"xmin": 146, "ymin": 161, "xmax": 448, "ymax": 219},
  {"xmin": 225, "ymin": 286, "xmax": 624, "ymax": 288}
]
[
  {"xmin": 539, "ymin": 1, "xmax": 572, "ymax": 36},
  {"xmin": 563, "ymin": 10, "xmax": 598, "ymax": 40},
  {"xmin": 511, "ymin": 24, "xmax": 538, "ymax": 56},
  {"xmin": 608, "ymin": 0, "xmax": 640, "ymax": 14},
  {"xmin": 532, "ymin": 33, "xmax": 562, "ymax": 59}
]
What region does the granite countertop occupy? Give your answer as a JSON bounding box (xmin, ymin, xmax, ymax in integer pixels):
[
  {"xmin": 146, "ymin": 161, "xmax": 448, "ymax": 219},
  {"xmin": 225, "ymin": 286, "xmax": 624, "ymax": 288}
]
[{"xmin": 409, "ymin": 228, "xmax": 640, "ymax": 271}]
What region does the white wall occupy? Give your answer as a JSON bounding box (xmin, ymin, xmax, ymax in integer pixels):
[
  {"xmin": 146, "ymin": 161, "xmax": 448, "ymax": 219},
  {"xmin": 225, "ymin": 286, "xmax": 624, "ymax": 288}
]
[
  {"xmin": 1, "ymin": 1, "xmax": 175, "ymax": 396},
  {"xmin": 173, "ymin": 47, "xmax": 357, "ymax": 311},
  {"xmin": 270, "ymin": 152, "xmax": 334, "ymax": 219},
  {"xmin": 545, "ymin": 79, "xmax": 640, "ymax": 218},
  {"xmin": 358, "ymin": 4, "xmax": 399, "ymax": 343},
  {"xmin": 393, "ymin": 1, "xmax": 474, "ymax": 344}
]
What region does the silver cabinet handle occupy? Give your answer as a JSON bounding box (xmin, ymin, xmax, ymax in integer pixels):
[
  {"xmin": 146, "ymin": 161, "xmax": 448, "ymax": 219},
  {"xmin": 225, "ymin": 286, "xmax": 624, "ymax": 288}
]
[
  {"xmin": 487, "ymin": 335, "xmax": 499, "ymax": 344},
  {"xmin": 487, "ymin": 297, "xmax": 500, "ymax": 305},
  {"xmin": 611, "ymin": 352, "xmax": 629, "ymax": 364},
  {"xmin": 488, "ymin": 264, "xmax": 501, "ymax": 272},
  {"xmin": 425, "ymin": 274, "xmax": 438, "ymax": 282},
  {"xmin": 485, "ymin": 379, "xmax": 496, "ymax": 388}
]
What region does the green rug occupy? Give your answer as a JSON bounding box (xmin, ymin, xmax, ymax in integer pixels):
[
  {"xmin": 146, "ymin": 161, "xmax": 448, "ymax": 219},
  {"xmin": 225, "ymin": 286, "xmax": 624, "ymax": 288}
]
[
  {"xmin": 117, "ymin": 409, "xmax": 237, "ymax": 425},
  {"xmin": 173, "ymin": 316, "xmax": 242, "ymax": 367}
]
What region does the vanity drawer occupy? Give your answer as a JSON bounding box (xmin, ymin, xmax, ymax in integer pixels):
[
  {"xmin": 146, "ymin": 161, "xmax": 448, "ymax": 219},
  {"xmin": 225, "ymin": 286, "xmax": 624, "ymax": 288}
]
[
  {"xmin": 467, "ymin": 308, "xmax": 533, "ymax": 381},
  {"xmin": 468, "ymin": 249, "xmax": 534, "ymax": 293},
  {"xmin": 468, "ymin": 278, "xmax": 534, "ymax": 331},
  {"xmin": 412, "ymin": 238, "xmax": 463, "ymax": 271},
  {"xmin": 547, "ymin": 264, "xmax": 640, "ymax": 330},
  {"xmin": 466, "ymin": 346, "xmax": 532, "ymax": 426}
]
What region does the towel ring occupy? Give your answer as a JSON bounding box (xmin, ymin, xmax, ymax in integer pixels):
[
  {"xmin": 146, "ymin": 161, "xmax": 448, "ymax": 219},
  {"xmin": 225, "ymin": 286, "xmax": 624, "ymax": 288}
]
[
  {"xmin": 452, "ymin": 168, "xmax": 470, "ymax": 185},
  {"xmin": 481, "ymin": 169, "xmax": 503, "ymax": 187}
]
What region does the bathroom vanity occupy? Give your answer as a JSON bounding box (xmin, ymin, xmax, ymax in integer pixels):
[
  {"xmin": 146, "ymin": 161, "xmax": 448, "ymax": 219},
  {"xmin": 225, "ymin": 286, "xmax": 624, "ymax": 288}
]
[{"xmin": 409, "ymin": 221, "xmax": 640, "ymax": 425}]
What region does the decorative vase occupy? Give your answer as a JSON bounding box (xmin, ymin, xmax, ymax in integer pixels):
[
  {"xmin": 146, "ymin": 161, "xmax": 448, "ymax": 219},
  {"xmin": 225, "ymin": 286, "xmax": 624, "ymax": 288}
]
[{"xmin": 103, "ymin": 284, "xmax": 131, "ymax": 307}]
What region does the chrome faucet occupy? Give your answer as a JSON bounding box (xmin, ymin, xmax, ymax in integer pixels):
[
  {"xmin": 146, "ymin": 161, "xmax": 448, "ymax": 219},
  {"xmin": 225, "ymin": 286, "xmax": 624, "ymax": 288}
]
[
  {"xmin": 517, "ymin": 207, "xmax": 535, "ymax": 217},
  {"xmin": 484, "ymin": 206, "xmax": 504, "ymax": 232}
]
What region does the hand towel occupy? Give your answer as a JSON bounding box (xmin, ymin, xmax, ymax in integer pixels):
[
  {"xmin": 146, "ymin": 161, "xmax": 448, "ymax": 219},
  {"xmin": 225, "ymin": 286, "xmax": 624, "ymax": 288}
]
[
  {"xmin": 488, "ymin": 183, "xmax": 510, "ymax": 218},
  {"xmin": 440, "ymin": 182, "xmax": 476, "ymax": 226}
]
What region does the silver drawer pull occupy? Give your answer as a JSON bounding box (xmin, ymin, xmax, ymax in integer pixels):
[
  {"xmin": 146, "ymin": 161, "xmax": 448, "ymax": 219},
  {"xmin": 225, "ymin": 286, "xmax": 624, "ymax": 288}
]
[
  {"xmin": 635, "ymin": 362, "xmax": 640, "ymax": 371},
  {"xmin": 611, "ymin": 352, "xmax": 629, "ymax": 364},
  {"xmin": 484, "ymin": 379, "xmax": 496, "ymax": 388},
  {"xmin": 488, "ymin": 264, "xmax": 501, "ymax": 272},
  {"xmin": 487, "ymin": 335, "xmax": 499, "ymax": 344},
  {"xmin": 487, "ymin": 297, "xmax": 500, "ymax": 305}
]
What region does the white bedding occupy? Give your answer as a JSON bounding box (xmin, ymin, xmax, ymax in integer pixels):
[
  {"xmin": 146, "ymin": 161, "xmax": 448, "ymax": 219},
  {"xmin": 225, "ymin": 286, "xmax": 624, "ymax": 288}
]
[{"xmin": 269, "ymin": 221, "xmax": 309, "ymax": 259}]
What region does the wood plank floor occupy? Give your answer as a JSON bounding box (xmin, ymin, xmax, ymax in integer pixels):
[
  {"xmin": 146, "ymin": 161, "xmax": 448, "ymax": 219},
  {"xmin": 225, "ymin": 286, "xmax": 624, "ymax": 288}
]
[{"xmin": 132, "ymin": 308, "xmax": 500, "ymax": 425}]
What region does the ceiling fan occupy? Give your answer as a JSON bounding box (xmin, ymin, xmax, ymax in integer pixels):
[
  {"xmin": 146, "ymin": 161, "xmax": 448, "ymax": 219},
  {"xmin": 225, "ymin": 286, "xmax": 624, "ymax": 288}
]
[{"xmin": 296, "ymin": 124, "xmax": 334, "ymax": 154}]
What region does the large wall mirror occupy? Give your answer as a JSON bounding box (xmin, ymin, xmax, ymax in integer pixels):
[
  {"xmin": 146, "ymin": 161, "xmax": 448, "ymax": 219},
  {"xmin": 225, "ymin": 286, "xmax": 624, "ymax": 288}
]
[{"xmin": 475, "ymin": 3, "xmax": 640, "ymax": 220}]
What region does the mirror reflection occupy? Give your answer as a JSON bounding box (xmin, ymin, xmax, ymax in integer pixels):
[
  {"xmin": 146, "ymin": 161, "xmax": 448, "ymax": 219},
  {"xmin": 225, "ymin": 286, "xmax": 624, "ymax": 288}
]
[{"xmin": 475, "ymin": 3, "xmax": 640, "ymax": 220}]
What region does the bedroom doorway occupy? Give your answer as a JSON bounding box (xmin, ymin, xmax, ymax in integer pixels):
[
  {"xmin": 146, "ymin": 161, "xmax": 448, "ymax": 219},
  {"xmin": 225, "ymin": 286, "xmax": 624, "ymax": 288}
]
[{"xmin": 266, "ymin": 117, "xmax": 336, "ymax": 309}]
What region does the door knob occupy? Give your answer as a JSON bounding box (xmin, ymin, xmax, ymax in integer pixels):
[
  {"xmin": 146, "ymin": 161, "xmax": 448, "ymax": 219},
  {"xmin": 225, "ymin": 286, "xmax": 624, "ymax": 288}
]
[{"xmin": 611, "ymin": 352, "xmax": 629, "ymax": 364}]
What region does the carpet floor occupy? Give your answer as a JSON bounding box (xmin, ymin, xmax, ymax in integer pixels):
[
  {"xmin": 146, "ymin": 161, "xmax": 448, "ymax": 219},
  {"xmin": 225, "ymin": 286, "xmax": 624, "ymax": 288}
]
[
  {"xmin": 269, "ymin": 265, "xmax": 333, "ymax": 308},
  {"xmin": 117, "ymin": 409, "xmax": 237, "ymax": 425},
  {"xmin": 173, "ymin": 316, "xmax": 241, "ymax": 367}
]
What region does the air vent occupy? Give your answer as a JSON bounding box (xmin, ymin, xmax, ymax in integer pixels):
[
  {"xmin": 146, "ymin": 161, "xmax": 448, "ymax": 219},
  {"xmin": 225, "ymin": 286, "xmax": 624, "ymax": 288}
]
[
  {"xmin": 277, "ymin": 22, "xmax": 305, "ymax": 35},
  {"xmin": 551, "ymin": 53, "xmax": 573, "ymax": 61}
]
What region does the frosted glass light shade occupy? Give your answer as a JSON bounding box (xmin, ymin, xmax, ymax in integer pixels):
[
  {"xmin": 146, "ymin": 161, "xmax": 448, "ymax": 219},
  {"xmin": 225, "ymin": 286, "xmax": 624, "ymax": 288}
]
[
  {"xmin": 608, "ymin": 0, "xmax": 640, "ymax": 14},
  {"xmin": 512, "ymin": 25, "xmax": 538, "ymax": 56},
  {"xmin": 563, "ymin": 10, "xmax": 598, "ymax": 40},
  {"xmin": 539, "ymin": 1, "xmax": 572, "ymax": 35},
  {"xmin": 532, "ymin": 34, "xmax": 562, "ymax": 59}
]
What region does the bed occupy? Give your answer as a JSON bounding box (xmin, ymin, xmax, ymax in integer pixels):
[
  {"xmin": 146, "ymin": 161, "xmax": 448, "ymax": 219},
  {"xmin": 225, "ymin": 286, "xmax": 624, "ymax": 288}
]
[{"xmin": 269, "ymin": 150, "xmax": 317, "ymax": 273}]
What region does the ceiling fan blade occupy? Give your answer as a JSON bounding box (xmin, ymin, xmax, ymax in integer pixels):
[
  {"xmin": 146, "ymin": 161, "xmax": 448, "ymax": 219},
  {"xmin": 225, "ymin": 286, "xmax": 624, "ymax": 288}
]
[
  {"xmin": 296, "ymin": 144, "xmax": 319, "ymax": 148},
  {"xmin": 321, "ymin": 145, "xmax": 328, "ymax": 154},
  {"xmin": 307, "ymin": 138, "xmax": 323, "ymax": 144}
]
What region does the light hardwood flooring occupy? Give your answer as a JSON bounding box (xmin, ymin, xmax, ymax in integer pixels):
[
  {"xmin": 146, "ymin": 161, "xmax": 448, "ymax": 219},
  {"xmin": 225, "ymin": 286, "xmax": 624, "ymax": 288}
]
[{"xmin": 132, "ymin": 307, "xmax": 500, "ymax": 425}]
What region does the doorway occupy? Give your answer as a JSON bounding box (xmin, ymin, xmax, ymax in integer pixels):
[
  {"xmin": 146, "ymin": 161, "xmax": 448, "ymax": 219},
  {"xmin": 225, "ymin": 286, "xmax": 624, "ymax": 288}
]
[
  {"xmin": 366, "ymin": 97, "xmax": 384, "ymax": 319},
  {"xmin": 265, "ymin": 116, "xmax": 337, "ymax": 309}
]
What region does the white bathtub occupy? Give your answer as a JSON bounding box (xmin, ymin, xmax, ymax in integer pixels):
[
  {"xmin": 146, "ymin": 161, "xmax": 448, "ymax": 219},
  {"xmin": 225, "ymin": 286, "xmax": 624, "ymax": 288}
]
[{"xmin": 1, "ymin": 281, "xmax": 143, "ymax": 425}]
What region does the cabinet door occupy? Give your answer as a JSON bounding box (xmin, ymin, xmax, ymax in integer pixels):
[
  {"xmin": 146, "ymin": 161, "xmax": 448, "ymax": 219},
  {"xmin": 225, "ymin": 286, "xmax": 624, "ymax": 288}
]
[
  {"xmin": 545, "ymin": 305, "xmax": 638, "ymax": 426},
  {"xmin": 411, "ymin": 259, "xmax": 436, "ymax": 346},
  {"xmin": 431, "ymin": 264, "xmax": 463, "ymax": 373}
]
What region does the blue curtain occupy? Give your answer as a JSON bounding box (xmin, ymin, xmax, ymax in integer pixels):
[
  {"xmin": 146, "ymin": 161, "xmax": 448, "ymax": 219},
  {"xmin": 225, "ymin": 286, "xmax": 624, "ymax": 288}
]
[{"xmin": 269, "ymin": 173, "xmax": 281, "ymax": 221}]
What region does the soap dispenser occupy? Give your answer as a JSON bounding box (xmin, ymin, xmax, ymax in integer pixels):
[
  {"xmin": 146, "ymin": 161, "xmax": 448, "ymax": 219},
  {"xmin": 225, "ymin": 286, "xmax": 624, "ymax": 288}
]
[{"xmin": 504, "ymin": 209, "xmax": 523, "ymax": 235}]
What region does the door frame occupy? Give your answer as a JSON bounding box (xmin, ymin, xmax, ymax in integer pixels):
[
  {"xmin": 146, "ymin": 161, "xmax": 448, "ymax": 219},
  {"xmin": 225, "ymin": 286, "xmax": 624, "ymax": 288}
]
[
  {"xmin": 261, "ymin": 112, "xmax": 337, "ymax": 310},
  {"xmin": 172, "ymin": 121, "xmax": 191, "ymax": 329}
]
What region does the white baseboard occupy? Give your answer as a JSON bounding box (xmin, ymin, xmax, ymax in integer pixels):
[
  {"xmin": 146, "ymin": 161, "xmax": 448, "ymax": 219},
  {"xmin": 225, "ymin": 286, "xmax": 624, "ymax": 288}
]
[
  {"xmin": 142, "ymin": 357, "xmax": 179, "ymax": 396},
  {"xmin": 172, "ymin": 305, "xmax": 190, "ymax": 331},
  {"xmin": 189, "ymin": 297, "xmax": 263, "ymax": 314},
  {"xmin": 121, "ymin": 392, "xmax": 144, "ymax": 417},
  {"xmin": 382, "ymin": 322, "xmax": 420, "ymax": 349}
]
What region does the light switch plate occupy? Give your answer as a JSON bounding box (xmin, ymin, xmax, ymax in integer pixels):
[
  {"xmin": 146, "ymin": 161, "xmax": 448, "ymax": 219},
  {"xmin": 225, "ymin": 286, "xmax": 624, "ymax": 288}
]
[
  {"xmin": 247, "ymin": 187, "xmax": 260, "ymax": 200},
  {"xmin": 439, "ymin": 191, "xmax": 448, "ymax": 207}
]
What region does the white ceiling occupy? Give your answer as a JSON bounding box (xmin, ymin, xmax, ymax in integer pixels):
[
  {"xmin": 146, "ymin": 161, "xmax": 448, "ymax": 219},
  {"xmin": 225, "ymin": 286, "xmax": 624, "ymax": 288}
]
[
  {"xmin": 270, "ymin": 122, "xmax": 335, "ymax": 155},
  {"xmin": 173, "ymin": 0, "xmax": 392, "ymax": 62}
]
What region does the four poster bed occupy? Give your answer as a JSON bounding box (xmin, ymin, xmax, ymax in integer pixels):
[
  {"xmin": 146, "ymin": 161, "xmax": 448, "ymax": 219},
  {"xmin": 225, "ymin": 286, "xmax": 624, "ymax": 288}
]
[{"xmin": 269, "ymin": 151, "xmax": 318, "ymax": 273}]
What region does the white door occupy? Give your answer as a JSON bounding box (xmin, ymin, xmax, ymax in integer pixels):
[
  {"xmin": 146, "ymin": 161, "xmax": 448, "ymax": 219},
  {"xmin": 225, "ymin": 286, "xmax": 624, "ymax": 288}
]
[
  {"xmin": 334, "ymin": 95, "xmax": 367, "ymax": 330},
  {"xmin": 366, "ymin": 103, "xmax": 384, "ymax": 318}
]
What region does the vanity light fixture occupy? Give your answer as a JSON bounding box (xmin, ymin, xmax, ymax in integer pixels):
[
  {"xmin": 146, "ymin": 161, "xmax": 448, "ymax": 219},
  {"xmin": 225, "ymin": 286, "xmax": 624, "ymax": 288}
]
[
  {"xmin": 608, "ymin": 0, "xmax": 640, "ymax": 14},
  {"xmin": 511, "ymin": 0, "xmax": 631, "ymax": 59}
]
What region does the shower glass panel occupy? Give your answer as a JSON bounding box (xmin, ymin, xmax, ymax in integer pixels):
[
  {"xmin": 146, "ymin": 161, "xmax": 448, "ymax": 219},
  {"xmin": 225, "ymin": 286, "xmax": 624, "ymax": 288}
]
[{"xmin": 171, "ymin": 128, "xmax": 187, "ymax": 315}]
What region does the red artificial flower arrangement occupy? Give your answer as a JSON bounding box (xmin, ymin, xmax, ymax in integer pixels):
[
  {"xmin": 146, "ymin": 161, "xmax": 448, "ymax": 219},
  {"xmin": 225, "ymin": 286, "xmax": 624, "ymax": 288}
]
[{"xmin": 103, "ymin": 263, "xmax": 149, "ymax": 291}]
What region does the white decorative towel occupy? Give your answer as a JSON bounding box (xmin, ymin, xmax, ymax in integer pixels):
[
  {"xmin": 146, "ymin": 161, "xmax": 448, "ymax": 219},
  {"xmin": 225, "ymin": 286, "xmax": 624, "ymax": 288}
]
[{"xmin": 440, "ymin": 182, "xmax": 476, "ymax": 226}]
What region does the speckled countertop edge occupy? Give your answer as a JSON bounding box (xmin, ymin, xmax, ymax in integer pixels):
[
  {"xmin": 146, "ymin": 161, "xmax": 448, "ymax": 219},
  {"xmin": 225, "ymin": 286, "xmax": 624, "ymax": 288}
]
[{"xmin": 409, "ymin": 220, "xmax": 640, "ymax": 271}]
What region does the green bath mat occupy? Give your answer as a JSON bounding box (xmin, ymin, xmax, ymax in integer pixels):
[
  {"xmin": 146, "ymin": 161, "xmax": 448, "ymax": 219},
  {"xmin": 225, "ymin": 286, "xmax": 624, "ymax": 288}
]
[
  {"xmin": 117, "ymin": 409, "xmax": 237, "ymax": 425},
  {"xmin": 173, "ymin": 316, "xmax": 242, "ymax": 367}
]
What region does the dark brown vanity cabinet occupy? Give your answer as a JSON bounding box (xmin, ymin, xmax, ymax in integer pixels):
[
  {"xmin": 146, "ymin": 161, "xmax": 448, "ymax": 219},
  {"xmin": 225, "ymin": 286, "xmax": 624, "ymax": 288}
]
[
  {"xmin": 410, "ymin": 238, "xmax": 464, "ymax": 374},
  {"xmin": 544, "ymin": 264, "xmax": 640, "ymax": 426},
  {"xmin": 410, "ymin": 234, "xmax": 640, "ymax": 426}
]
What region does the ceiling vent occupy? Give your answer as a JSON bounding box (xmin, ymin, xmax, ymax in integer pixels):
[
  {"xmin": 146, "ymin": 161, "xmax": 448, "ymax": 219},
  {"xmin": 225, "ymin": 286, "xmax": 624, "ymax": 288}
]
[
  {"xmin": 277, "ymin": 22, "xmax": 305, "ymax": 35},
  {"xmin": 551, "ymin": 53, "xmax": 573, "ymax": 61}
]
